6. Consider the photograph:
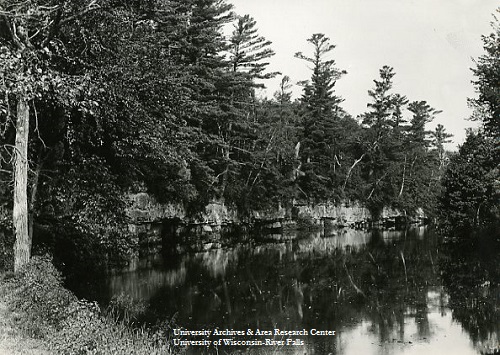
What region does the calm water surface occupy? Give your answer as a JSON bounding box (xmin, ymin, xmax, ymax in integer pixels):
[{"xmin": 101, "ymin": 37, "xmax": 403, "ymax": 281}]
[{"xmin": 79, "ymin": 227, "xmax": 500, "ymax": 355}]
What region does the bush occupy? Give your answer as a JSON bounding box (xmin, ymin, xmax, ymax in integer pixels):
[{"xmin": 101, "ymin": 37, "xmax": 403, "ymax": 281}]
[
  {"xmin": 1, "ymin": 256, "xmax": 172, "ymax": 355},
  {"xmin": 296, "ymin": 216, "xmax": 321, "ymax": 231},
  {"xmin": 4, "ymin": 256, "xmax": 76, "ymax": 337},
  {"xmin": 107, "ymin": 292, "xmax": 148, "ymax": 324},
  {"xmin": 0, "ymin": 227, "xmax": 14, "ymax": 271},
  {"xmin": 439, "ymin": 133, "xmax": 499, "ymax": 232}
]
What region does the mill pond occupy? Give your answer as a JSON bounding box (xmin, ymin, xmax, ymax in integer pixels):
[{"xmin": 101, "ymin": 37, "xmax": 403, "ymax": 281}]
[{"xmin": 71, "ymin": 226, "xmax": 500, "ymax": 355}]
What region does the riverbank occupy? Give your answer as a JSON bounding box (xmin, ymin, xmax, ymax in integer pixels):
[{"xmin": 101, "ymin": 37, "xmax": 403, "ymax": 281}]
[
  {"xmin": 0, "ymin": 257, "xmax": 172, "ymax": 355},
  {"xmin": 0, "ymin": 297, "xmax": 49, "ymax": 355}
]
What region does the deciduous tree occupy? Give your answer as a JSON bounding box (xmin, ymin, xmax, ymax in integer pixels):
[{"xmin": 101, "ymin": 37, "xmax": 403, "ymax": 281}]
[{"xmin": 0, "ymin": 1, "xmax": 100, "ymax": 271}]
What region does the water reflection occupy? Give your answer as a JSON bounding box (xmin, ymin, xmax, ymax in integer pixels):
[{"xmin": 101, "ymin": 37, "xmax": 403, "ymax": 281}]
[
  {"xmin": 440, "ymin": 232, "xmax": 500, "ymax": 355},
  {"xmin": 84, "ymin": 227, "xmax": 499, "ymax": 355}
]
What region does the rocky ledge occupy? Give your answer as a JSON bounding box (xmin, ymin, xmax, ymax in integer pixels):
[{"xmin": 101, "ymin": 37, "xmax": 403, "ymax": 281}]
[{"xmin": 127, "ymin": 193, "xmax": 427, "ymax": 251}]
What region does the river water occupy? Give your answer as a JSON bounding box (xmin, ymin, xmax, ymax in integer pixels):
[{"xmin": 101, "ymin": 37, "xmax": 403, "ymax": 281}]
[{"xmin": 76, "ymin": 227, "xmax": 500, "ymax": 355}]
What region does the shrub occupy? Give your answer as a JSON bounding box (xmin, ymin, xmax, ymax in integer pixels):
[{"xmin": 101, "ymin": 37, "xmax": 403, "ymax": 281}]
[
  {"xmin": 296, "ymin": 216, "xmax": 321, "ymax": 231},
  {"xmin": 439, "ymin": 133, "xmax": 499, "ymax": 232},
  {"xmin": 1, "ymin": 256, "xmax": 172, "ymax": 355},
  {"xmin": 4, "ymin": 256, "xmax": 76, "ymax": 337},
  {"xmin": 107, "ymin": 292, "xmax": 148, "ymax": 324}
]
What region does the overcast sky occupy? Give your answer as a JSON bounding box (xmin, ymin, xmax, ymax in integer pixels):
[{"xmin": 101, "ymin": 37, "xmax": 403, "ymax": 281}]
[{"xmin": 229, "ymin": 0, "xmax": 498, "ymax": 148}]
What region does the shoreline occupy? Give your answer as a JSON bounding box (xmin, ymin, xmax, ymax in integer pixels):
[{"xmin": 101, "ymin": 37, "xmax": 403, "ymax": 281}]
[{"xmin": 0, "ymin": 258, "xmax": 172, "ymax": 355}]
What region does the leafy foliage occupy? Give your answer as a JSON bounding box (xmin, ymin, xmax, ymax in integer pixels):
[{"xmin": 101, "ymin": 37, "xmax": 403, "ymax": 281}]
[
  {"xmin": 439, "ymin": 11, "xmax": 500, "ymax": 233},
  {"xmin": 440, "ymin": 132, "xmax": 499, "ymax": 231}
]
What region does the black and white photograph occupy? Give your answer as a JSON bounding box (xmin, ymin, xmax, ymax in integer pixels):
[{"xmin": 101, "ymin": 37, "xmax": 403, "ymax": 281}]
[{"xmin": 0, "ymin": 0, "xmax": 499, "ymax": 354}]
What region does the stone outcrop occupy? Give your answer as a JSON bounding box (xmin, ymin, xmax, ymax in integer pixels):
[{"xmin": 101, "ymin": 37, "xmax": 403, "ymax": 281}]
[
  {"xmin": 127, "ymin": 193, "xmax": 427, "ymax": 252},
  {"xmin": 293, "ymin": 201, "xmax": 372, "ymax": 227},
  {"xmin": 128, "ymin": 193, "xmax": 187, "ymax": 222},
  {"xmin": 128, "ymin": 193, "xmax": 411, "ymax": 227}
]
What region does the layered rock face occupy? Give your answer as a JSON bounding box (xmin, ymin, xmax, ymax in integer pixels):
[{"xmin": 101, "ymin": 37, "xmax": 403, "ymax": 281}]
[{"xmin": 127, "ymin": 193, "xmax": 427, "ymax": 252}]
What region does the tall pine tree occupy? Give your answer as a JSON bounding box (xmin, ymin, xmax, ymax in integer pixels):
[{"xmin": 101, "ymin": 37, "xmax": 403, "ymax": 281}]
[{"xmin": 294, "ymin": 33, "xmax": 348, "ymax": 201}]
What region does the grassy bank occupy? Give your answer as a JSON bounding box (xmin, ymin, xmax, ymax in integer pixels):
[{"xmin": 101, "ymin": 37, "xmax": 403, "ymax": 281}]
[
  {"xmin": 0, "ymin": 256, "xmax": 172, "ymax": 355},
  {"xmin": 0, "ymin": 299, "xmax": 49, "ymax": 354}
]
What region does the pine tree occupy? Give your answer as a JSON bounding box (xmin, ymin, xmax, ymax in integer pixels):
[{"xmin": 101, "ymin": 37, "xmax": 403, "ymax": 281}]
[
  {"xmin": 229, "ymin": 14, "xmax": 278, "ymax": 81},
  {"xmin": 208, "ymin": 12, "xmax": 281, "ymax": 206},
  {"xmin": 294, "ymin": 33, "xmax": 348, "ymax": 200},
  {"xmin": 362, "ymin": 66, "xmax": 398, "ymax": 137},
  {"xmin": 431, "ymin": 124, "xmax": 453, "ymax": 169},
  {"xmin": 400, "ymin": 101, "xmax": 442, "ymax": 212},
  {"xmin": 360, "ymin": 66, "xmax": 404, "ymax": 212},
  {"xmin": 407, "ymin": 101, "xmax": 441, "ymax": 148},
  {"xmin": 241, "ymin": 76, "xmax": 300, "ymax": 208},
  {"xmin": 295, "ymin": 34, "xmax": 345, "ymax": 115}
]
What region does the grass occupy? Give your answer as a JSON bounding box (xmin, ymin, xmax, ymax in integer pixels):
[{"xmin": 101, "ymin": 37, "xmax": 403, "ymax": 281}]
[
  {"xmin": 0, "ymin": 256, "xmax": 173, "ymax": 355},
  {"xmin": 0, "ymin": 298, "xmax": 50, "ymax": 355}
]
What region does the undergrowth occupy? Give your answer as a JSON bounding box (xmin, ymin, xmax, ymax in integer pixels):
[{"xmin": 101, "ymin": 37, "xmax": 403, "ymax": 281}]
[{"xmin": 0, "ymin": 256, "xmax": 174, "ymax": 355}]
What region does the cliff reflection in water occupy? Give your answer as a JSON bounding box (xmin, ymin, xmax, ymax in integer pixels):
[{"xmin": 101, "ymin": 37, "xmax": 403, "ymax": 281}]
[{"xmin": 97, "ymin": 227, "xmax": 498, "ymax": 355}]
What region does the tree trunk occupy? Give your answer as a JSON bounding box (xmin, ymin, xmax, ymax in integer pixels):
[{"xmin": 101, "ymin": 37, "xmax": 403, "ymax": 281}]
[
  {"xmin": 220, "ymin": 143, "xmax": 230, "ymax": 196},
  {"xmin": 220, "ymin": 122, "xmax": 232, "ymax": 196},
  {"xmin": 398, "ymin": 155, "xmax": 407, "ymax": 197},
  {"xmin": 28, "ymin": 152, "xmax": 43, "ymax": 247},
  {"xmin": 13, "ymin": 97, "xmax": 30, "ymax": 272},
  {"xmin": 342, "ymin": 153, "xmax": 365, "ymax": 190}
]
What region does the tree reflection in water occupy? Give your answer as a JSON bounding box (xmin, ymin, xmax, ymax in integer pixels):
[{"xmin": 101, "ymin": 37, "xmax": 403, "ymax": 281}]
[
  {"xmin": 440, "ymin": 229, "xmax": 500, "ymax": 355},
  {"xmin": 81, "ymin": 227, "xmax": 498, "ymax": 355}
]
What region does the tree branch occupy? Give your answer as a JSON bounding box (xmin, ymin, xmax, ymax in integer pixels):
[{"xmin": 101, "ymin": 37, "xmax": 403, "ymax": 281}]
[
  {"xmin": 342, "ymin": 153, "xmax": 365, "ymax": 191},
  {"xmin": 31, "ymin": 100, "xmax": 47, "ymax": 148},
  {"xmin": 0, "ymin": 14, "xmax": 25, "ymax": 50},
  {"xmin": 59, "ymin": 1, "xmax": 100, "ymax": 27},
  {"xmin": 41, "ymin": 6, "xmax": 63, "ymax": 48}
]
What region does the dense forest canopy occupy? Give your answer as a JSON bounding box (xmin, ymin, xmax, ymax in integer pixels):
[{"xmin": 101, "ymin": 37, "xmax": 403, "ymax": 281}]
[{"xmin": 0, "ymin": 1, "xmax": 497, "ymax": 270}]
